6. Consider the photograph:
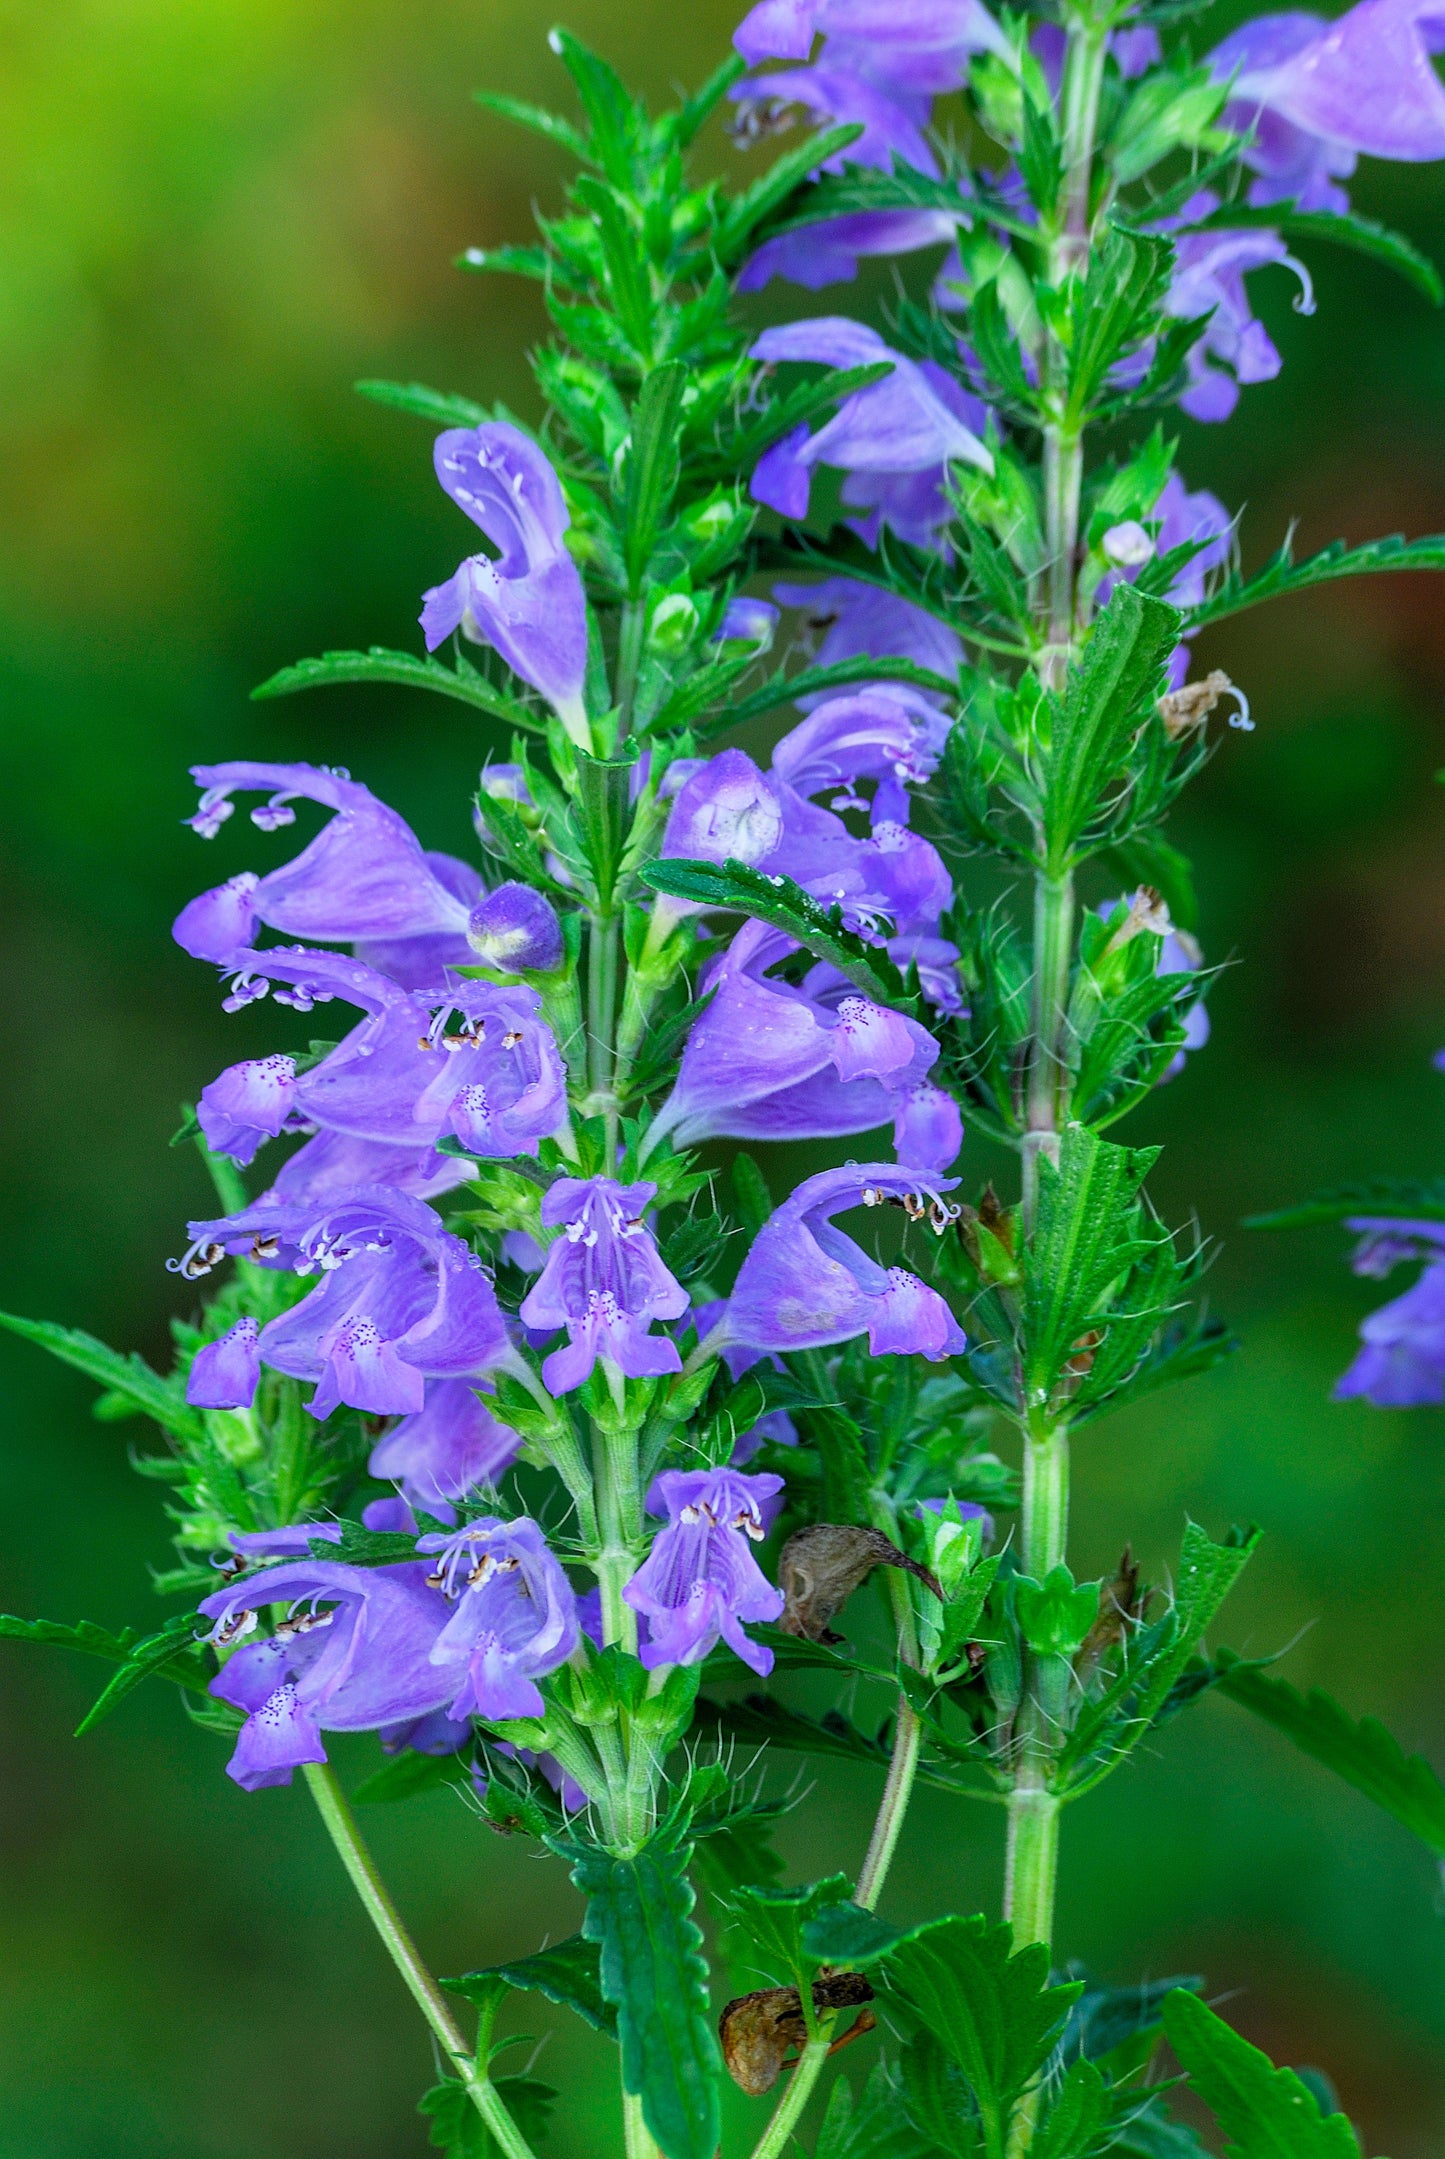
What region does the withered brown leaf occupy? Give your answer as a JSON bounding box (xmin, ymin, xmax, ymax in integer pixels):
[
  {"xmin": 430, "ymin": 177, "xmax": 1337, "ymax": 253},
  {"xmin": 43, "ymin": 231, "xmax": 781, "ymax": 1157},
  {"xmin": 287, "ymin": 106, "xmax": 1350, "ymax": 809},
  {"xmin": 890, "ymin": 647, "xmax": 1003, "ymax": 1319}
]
[
  {"xmin": 718, "ymin": 1974, "xmax": 875, "ymax": 2094},
  {"xmin": 779, "ymin": 1522, "xmax": 942, "ymax": 1643}
]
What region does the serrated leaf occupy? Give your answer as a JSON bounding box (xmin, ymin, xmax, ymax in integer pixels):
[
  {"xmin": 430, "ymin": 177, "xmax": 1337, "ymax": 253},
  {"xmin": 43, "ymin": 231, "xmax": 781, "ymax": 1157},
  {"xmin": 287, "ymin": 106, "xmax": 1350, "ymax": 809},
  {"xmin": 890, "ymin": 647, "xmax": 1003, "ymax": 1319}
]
[
  {"xmin": 1215, "ymin": 1653, "xmax": 1445, "ymax": 1857},
  {"xmin": 640, "ymin": 857, "xmax": 922, "ymax": 1017},
  {"xmin": 1189, "ymin": 531, "xmax": 1445, "ymax": 632},
  {"xmin": 74, "ymin": 1614, "xmax": 214, "ymax": 1732},
  {"xmin": 621, "ymin": 361, "xmax": 686, "ymax": 591},
  {"xmin": 420, "ymin": 2074, "xmax": 557, "ymax": 2159},
  {"xmin": 0, "ymin": 1311, "xmax": 202, "ymax": 1444},
  {"xmin": 1162, "ymin": 1991, "xmax": 1363, "ymax": 2158},
  {"xmin": 713, "ymin": 650, "xmax": 956, "ymax": 732},
  {"xmin": 445, "ymin": 1934, "xmax": 617, "ymax": 2039},
  {"xmin": 0, "ymin": 1613, "xmax": 139, "ymax": 1661},
  {"xmin": 250, "ymin": 648, "xmax": 545, "ymax": 731},
  {"xmin": 354, "ymin": 379, "xmax": 492, "ymax": 428},
  {"xmin": 723, "ymin": 1874, "xmax": 853, "ymax": 1990},
  {"xmin": 1033, "ymin": 2059, "xmax": 1109, "ymax": 2159},
  {"xmin": 820, "ymin": 2059, "xmax": 933, "ymax": 2159},
  {"xmin": 1019, "ymin": 1125, "xmax": 1161, "ymax": 1404},
  {"xmin": 1044, "ymin": 585, "xmax": 1181, "ymax": 867},
  {"xmin": 557, "ymin": 1820, "xmax": 721, "ymax": 2159}
]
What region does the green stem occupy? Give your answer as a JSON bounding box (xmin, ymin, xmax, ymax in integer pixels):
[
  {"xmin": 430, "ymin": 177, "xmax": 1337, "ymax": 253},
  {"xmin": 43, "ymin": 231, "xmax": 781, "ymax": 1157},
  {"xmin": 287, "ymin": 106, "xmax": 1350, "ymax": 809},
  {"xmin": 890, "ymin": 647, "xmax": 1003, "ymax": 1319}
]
[
  {"xmin": 745, "ymin": 1544, "xmax": 925, "ymax": 2159},
  {"xmin": 623, "ymin": 2086, "xmax": 665, "ymax": 2159},
  {"xmin": 616, "ymin": 599, "xmax": 647, "ymax": 737},
  {"xmin": 1021, "ymin": 867, "xmax": 1075, "ymax": 1228},
  {"xmin": 302, "ymin": 1764, "xmax": 538, "ymax": 2159},
  {"xmin": 592, "ymin": 1419, "xmax": 642, "ymax": 1654}
]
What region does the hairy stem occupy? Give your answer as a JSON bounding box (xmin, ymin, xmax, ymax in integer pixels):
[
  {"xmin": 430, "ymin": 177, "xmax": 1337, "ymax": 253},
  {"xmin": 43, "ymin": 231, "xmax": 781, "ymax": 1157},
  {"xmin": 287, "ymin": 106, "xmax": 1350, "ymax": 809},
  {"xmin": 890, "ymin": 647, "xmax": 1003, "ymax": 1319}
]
[
  {"xmin": 303, "ymin": 1765, "xmax": 538, "ymax": 2159},
  {"xmin": 1022, "ymin": 867, "xmax": 1075, "ymax": 1224},
  {"xmin": 745, "ymin": 1557, "xmax": 923, "ymax": 2159}
]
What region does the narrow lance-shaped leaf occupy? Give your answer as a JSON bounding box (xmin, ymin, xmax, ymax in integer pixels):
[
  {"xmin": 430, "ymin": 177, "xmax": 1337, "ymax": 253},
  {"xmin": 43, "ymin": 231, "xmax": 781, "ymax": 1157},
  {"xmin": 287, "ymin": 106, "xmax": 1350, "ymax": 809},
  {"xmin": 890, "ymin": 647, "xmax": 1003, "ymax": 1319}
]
[
  {"xmin": 1019, "ymin": 1125, "xmax": 1161, "ymax": 1403},
  {"xmin": 1188, "ymin": 531, "xmax": 1445, "ymax": 632},
  {"xmin": 716, "ymin": 123, "xmax": 866, "ymax": 261},
  {"xmin": 557, "ymin": 1820, "xmax": 722, "ymax": 2159},
  {"xmin": 640, "ymin": 857, "xmax": 923, "ymax": 1018},
  {"xmin": 74, "ymin": 1614, "xmax": 216, "ymax": 1733},
  {"xmin": 1215, "ymin": 1651, "xmax": 1445, "ymax": 1857},
  {"xmin": 353, "ymin": 380, "xmax": 494, "ymax": 429},
  {"xmin": 1162, "ymin": 1990, "xmax": 1364, "ymax": 2159},
  {"xmin": 1245, "ymin": 1175, "xmax": 1445, "ymax": 1230},
  {"xmin": 622, "ymin": 361, "xmax": 687, "ymax": 592},
  {"xmin": 0, "ymin": 1311, "xmax": 203, "ymax": 1445},
  {"xmin": 251, "ymin": 648, "xmax": 548, "ymax": 732}
]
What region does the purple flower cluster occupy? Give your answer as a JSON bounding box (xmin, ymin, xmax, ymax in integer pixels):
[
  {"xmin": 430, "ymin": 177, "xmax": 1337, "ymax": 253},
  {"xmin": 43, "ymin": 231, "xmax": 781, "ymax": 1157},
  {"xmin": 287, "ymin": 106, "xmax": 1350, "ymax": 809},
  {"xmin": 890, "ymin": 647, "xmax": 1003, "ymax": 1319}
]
[{"xmin": 1336, "ymin": 1218, "xmax": 1445, "ymax": 1407}]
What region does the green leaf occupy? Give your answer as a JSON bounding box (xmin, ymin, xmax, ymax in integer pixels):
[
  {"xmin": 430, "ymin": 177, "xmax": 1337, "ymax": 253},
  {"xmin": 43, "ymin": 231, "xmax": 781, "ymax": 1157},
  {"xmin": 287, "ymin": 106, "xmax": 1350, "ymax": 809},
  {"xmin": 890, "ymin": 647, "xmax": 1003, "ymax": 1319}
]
[
  {"xmin": 1019, "ymin": 1125, "xmax": 1161, "ymax": 1405},
  {"xmin": 693, "ymin": 1693, "xmax": 893, "ymax": 1771},
  {"xmin": 802, "ymin": 1900, "xmax": 926, "ymax": 1969},
  {"xmin": 546, "ymin": 28, "xmax": 637, "ymax": 181},
  {"xmin": 1162, "ymin": 1990, "xmax": 1363, "ymax": 2158},
  {"xmin": 1244, "ymin": 1176, "xmax": 1445, "ymax": 1231},
  {"xmin": 571, "ymin": 744, "xmax": 641, "ymax": 906},
  {"xmin": 0, "ymin": 1310, "xmax": 202, "ymax": 1444},
  {"xmin": 0, "ymin": 1613, "xmax": 139, "ymax": 1662},
  {"xmin": 821, "ymin": 1915, "xmax": 1077, "ymax": 2159},
  {"xmin": 420, "ymin": 2074, "xmax": 557, "ymax": 2159},
  {"xmin": 352, "ymin": 1748, "xmax": 472, "ymax": 1805},
  {"xmin": 1044, "ymin": 584, "xmax": 1181, "ymax": 867},
  {"xmin": 558, "ymin": 1820, "xmax": 722, "ymax": 2159},
  {"xmin": 723, "ymin": 1874, "xmax": 853, "ymax": 1990},
  {"xmin": 472, "ymin": 87, "xmax": 591, "ymax": 162},
  {"xmin": 250, "ymin": 647, "xmax": 546, "ymax": 731},
  {"xmin": 898, "ymin": 2028, "xmax": 984, "ymax": 2158},
  {"xmin": 1033, "ymin": 2060, "xmax": 1109, "ymax": 2159},
  {"xmin": 1215, "ymin": 1652, "xmax": 1445, "ymax": 1857},
  {"xmin": 718, "ymin": 360, "xmax": 895, "ymax": 474},
  {"xmin": 74, "ymin": 1614, "xmax": 214, "ymax": 1732},
  {"xmin": 820, "ymin": 2060, "xmax": 934, "ymax": 2159},
  {"xmin": 354, "ymin": 379, "xmax": 493, "ymax": 428},
  {"xmin": 1098, "ymin": 831, "xmax": 1198, "ymax": 931},
  {"xmin": 444, "ymin": 1934, "xmax": 617, "ymax": 2039},
  {"xmin": 1189, "ymin": 531, "xmax": 1445, "ymax": 632},
  {"xmin": 1066, "ymin": 226, "xmax": 1174, "ymax": 422},
  {"xmin": 640, "ymin": 857, "xmax": 922, "ymax": 1017},
  {"xmin": 622, "ymin": 363, "xmax": 687, "ymax": 592},
  {"xmin": 716, "ymin": 125, "xmax": 866, "ymax": 262}
]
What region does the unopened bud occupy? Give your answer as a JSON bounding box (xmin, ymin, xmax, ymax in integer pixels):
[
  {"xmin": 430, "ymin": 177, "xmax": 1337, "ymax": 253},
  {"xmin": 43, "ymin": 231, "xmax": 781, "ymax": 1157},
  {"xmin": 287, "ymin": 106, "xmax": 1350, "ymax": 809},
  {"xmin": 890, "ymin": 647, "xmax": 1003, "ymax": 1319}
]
[
  {"xmin": 1102, "ymin": 519, "xmax": 1155, "ymax": 568},
  {"xmin": 647, "ymin": 592, "xmax": 700, "ymax": 654},
  {"xmin": 467, "ymin": 882, "xmax": 565, "ymax": 973}
]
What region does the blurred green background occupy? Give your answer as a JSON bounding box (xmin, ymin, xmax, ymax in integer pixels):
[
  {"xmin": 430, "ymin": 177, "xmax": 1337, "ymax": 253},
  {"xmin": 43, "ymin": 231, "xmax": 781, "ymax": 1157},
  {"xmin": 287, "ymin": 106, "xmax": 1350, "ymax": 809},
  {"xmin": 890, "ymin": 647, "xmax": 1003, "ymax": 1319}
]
[{"xmin": 4, "ymin": 1, "xmax": 1445, "ymax": 2152}]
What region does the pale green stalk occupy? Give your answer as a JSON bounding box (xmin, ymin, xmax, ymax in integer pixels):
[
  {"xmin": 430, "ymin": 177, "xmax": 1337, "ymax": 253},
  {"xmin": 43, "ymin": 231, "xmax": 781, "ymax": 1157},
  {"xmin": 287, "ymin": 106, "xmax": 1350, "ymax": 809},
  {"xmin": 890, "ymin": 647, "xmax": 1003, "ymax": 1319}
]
[{"xmin": 303, "ymin": 1765, "xmax": 538, "ymax": 2159}]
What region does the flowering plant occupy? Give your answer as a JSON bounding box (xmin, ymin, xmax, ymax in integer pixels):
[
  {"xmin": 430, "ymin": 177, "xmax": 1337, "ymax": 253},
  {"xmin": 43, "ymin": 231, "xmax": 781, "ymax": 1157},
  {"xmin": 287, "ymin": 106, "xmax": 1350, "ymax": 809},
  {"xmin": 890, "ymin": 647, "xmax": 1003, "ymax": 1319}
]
[{"xmin": 7, "ymin": 4, "xmax": 1445, "ymax": 2156}]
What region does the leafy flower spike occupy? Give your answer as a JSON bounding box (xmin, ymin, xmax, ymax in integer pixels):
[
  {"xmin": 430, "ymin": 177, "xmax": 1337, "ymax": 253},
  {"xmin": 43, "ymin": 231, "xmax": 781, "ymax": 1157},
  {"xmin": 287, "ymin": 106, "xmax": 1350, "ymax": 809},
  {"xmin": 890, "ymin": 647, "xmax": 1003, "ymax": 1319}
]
[{"xmin": 421, "ymin": 423, "xmax": 591, "ymax": 745}]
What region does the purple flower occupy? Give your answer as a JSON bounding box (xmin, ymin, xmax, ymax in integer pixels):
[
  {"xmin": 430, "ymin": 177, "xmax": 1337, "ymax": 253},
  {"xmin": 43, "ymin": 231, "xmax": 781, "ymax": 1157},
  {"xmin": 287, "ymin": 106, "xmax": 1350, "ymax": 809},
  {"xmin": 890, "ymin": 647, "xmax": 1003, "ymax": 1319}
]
[
  {"xmin": 187, "ymin": 1317, "xmax": 262, "ymax": 1409},
  {"xmin": 1211, "ymin": 0, "xmax": 1445, "ymax": 189},
  {"xmin": 717, "ymin": 597, "xmax": 781, "ymax": 648},
  {"xmin": 197, "ymin": 1055, "xmax": 300, "ymax": 1167},
  {"xmin": 249, "ymin": 1188, "xmax": 509, "ymax": 1419},
  {"xmin": 1345, "ymin": 1216, "xmax": 1445, "ymax": 1278},
  {"xmin": 418, "ymin": 1517, "xmax": 579, "ymax": 1721},
  {"xmin": 891, "ymin": 1081, "xmax": 963, "ymax": 1171},
  {"xmin": 750, "ymin": 320, "xmax": 992, "ymax": 523},
  {"xmin": 199, "ymin": 1559, "xmax": 455, "ymax": 1790},
  {"xmin": 730, "ymin": 62, "xmax": 937, "ymax": 171},
  {"xmin": 1336, "ymin": 1261, "xmax": 1445, "ymax": 1406},
  {"xmin": 651, "ymin": 922, "xmax": 951, "ymax": 1163},
  {"xmin": 174, "ymin": 763, "xmax": 473, "ymax": 967},
  {"xmin": 355, "ymin": 850, "xmax": 483, "ymax": 992},
  {"xmin": 421, "ymin": 424, "xmax": 590, "ymax": 742},
  {"xmin": 771, "ymin": 687, "xmax": 951, "ymax": 825},
  {"xmin": 624, "ymin": 1469, "xmax": 786, "ymax": 1676},
  {"xmin": 210, "ymin": 946, "xmax": 568, "ymax": 1163},
  {"xmin": 739, "ymin": 209, "xmax": 958, "ymax": 293},
  {"xmin": 841, "ymin": 363, "xmax": 992, "ymax": 552},
  {"xmin": 467, "ymin": 882, "xmax": 566, "ymax": 973},
  {"xmin": 772, "ymin": 576, "xmax": 963, "ymax": 701},
  {"xmin": 734, "ymin": 0, "xmax": 1007, "ymax": 84},
  {"xmin": 723, "ymin": 1162, "xmax": 965, "ymax": 1360},
  {"xmin": 518, "ymin": 1178, "xmax": 690, "ymax": 1395},
  {"xmin": 369, "ymin": 1379, "xmax": 522, "ymax": 1511},
  {"xmin": 1165, "ymin": 205, "xmax": 1315, "ymax": 423}
]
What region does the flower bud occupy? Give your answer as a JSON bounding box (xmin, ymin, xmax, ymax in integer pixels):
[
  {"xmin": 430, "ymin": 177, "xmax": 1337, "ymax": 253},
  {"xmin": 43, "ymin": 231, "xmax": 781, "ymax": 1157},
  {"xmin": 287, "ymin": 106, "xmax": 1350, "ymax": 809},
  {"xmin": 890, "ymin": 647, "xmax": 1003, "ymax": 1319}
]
[
  {"xmin": 467, "ymin": 882, "xmax": 565, "ymax": 973},
  {"xmin": 648, "ymin": 592, "xmax": 700, "ymax": 654},
  {"xmin": 1102, "ymin": 519, "xmax": 1155, "ymax": 567}
]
